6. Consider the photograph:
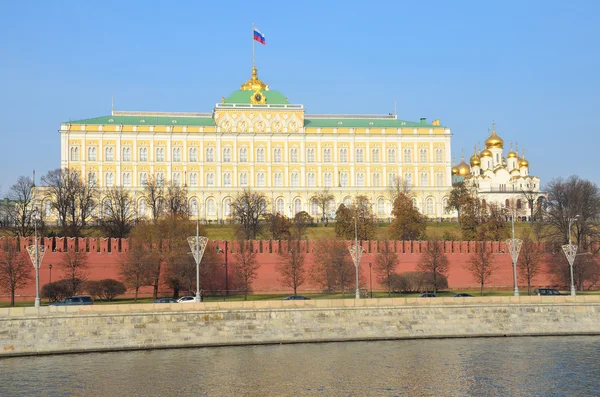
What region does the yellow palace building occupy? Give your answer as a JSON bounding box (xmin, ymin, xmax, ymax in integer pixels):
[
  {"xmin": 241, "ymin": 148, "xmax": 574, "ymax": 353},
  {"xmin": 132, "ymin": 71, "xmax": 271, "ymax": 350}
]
[{"xmin": 59, "ymin": 67, "xmax": 453, "ymax": 220}]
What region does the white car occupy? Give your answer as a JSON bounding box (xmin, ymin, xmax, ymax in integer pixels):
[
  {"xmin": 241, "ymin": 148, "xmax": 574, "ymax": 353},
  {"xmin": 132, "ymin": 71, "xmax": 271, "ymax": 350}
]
[{"xmin": 177, "ymin": 296, "xmax": 196, "ymax": 303}]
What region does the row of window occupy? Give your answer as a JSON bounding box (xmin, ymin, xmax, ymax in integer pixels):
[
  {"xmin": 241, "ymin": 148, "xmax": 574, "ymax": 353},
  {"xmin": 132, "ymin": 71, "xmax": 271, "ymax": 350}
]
[
  {"xmin": 91, "ymin": 171, "xmax": 446, "ymax": 188},
  {"xmin": 70, "ymin": 146, "xmax": 446, "ymax": 163}
]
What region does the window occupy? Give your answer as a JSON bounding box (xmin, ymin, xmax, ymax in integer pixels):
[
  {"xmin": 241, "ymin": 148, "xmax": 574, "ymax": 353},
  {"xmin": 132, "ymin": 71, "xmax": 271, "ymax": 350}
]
[
  {"xmin": 340, "ymin": 148, "xmax": 348, "ymax": 162},
  {"xmin": 517, "ymin": 199, "xmax": 522, "ymax": 209},
  {"xmin": 388, "ymin": 172, "xmax": 396, "ymax": 186},
  {"xmin": 156, "ymin": 172, "xmax": 165, "ymax": 186},
  {"xmin": 340, "ymin": 172, "xmax": 348, "ymax": 187},
  {"xmin": 273, "ymin": 148, "xmax": 282, "ymax": 162},
  {"xmin": 206, "ymin": 147, "xmax": 214, "ymax": 162},
  {"xmin": 420, "ymin": 172, "xmax": 428, "ymax": 187},
  {"xmin": 356, "ymin": 148, "xmax": 364, "ymax": 162},
  {"xmin": 189, "ymin": 147, "xmax": 197, "ymax": 162},
  {"xmin": 404, "ymin": 172, "xmax": 412, "ymax": 186},
  {"xmin": 105, "ymin": 172, "xmax": 114, "ymax": 187},
  {"xmin": 403, "ymin": 148, "xmax": 411, "ymax": 163},
  {"xmin": 276, "ymin": 198, "xmax": 284, "ymax": 214},
  {"xmin": 344, "ymin": 197, "xmax": 352, "ymax": 207},
  {"xmin": 43, "ymin": 200, "xmax": 52, "ymax": 217},
  {"xmin": 139, "ymin": 147, "xmax": 148, "ymax": 162},
  {"xmin": 372, "ymin": 173, "xmax": 380, "ymax": 187},
  {"xmin": 307, "ymin": 172, "xmax": 316, "ymax": 187},
  {"xmin": 139, "ymin": 172, "xmax": 148, "ymax": 186},
  {"xmin": 294, "ymin": 198, "xmax": 302, "ymax": 215},
  {"xmin": 206, "ymin": 173, "xmax": 215, "ymax": 187},
  {"xmin": 189, "ymin": 199, "xmax": 198, "ymax": 216},
  {"xmin": 257, "ymin": 172, "xmax": 265, "ymax": 187},
  {"xmin": 311, "ymin": 201, "xmax": 318, "ymax": 216},
  {"xmin": 412, "ymin": 198, "xmax": 418, "ymax": 210},
  {"xmin": 122, "ymin": 147, "xmax": 131, "ymax": 161},
  {"xmin": 505, "ymin": 199, "xmax": 510, "ymax": 208},
  {"xmin": 436, "ymin": 172, "xmax": 444, "ymax": 187},
  {"xmin": 291, "ymin": 172, "xmax": 299, "ymax": 187},
  {"xmin": 88, "ymin": 172, "xmax": 97, "ymax": 186},
  {"xmin": 435, "ymin": 148, "xmax": 443, "ymax": 163},
  {"xmin": 224, "ymin": 199, "xmax": 232, "ymax": 217},
  {"xmin": 172, "ymin": 172, "xmax": 181, "ymax": 185},
  {"xmin": 88, "ymin": 147, "xmax": 96, "ymax": 161},
  {"xmin": 443, "ymin": 198, "xmax": 449, "ymax": 214},
  {"xmin": 123, "ymin": 172, "xmax": 132, "ymax": 187},
  {"xmin": 139, "ymin": 199, "xmax": 148, "ymax": 217},
  {"xmin": 239, "ymin": 147, "xmax": 248, "ymax": 162},
  {"xmin": 323, "ymin": 148, "xmax": 332, "ymax": 162},
  {"xmin": 70, "ymin": 146, "xmax": 79, "ymax": 161},
  {"xmin": 372, "ymin": 148, "xmax": 380, "ymax": 162},
  {"xmin": 290, "ymin": 148, "xmax": 299, "ymax": 162},
  {"xmin": 377, "ymin": 198, "xmax": 385, "ymax": 215},
  {"xmin": 105, "ymin": 147, "xmax": 114, "ymax": 161},
  {"xmin": 324, "ymin": 172, "xmax": 332, "ymax": 187},
  {"xmin": 155, "ymin": 147, "xmax": 164, "ymax": 162},
  {"xmin": 240, "ymin": 172, "xmax": 248, "ymax": 186},
  {"xmin": 426, "ymin": 198, "xmax": 434, "ymax": 215},
  {"xmin": 189, "ymin": 172, "xmax": 198, "ymax": 187},
  {"xmin": 207, "ymin": 199, "xmax": 216, "ymax": 216},
  {"xmin": 274, "ymin": 172, "xmax": 283, "ymax": 187},
  {"xmin": 307, "ymin": 148, "xmax": 315, "ymax": 163},
  {"xmin": 172, "ymin": 147, "xmax": 181, "ymax": 162},
  {"xmin": 496, "ymin": 153, "xmax": 500, "ymax": 163},
  {"xmin": 257, "ymin": 148, "xmax": 265, "ymax": 162},
  {"xmin": 419, "ymin": 149, "xmax": 428, "ymax": 163},
  {"xmin": 387, "ymin": 148, "xmax": 396, "ymax": 163},
  {"xmin": 223, "ymin": 172, "xmax": 232, "ymax": 187},
  {"xmin": 356, "ymin": 172, "xmax": 364, "ymax": 187},
  {"xmin": 223, "ymin": 147, "xmax": 232, "ymax": 162}
]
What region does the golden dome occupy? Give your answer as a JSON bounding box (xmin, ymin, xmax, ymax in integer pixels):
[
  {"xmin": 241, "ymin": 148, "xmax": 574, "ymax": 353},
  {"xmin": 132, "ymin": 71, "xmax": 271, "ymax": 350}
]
[
  {"xmin": 507, "ymin": 142, "xmax": 518, "ymax": 158},
  {"xmin": 469, "ymin": 146, "xmax": 480, "ymax": 166},
  {"xmin": 485, "ymin": 125, "xmax": 504, "ymax": 149},
  {"xmin": 480, "ymin": 149, "xmax": 492, "ymax": 158},
  {"xmin": 456, "ymin": 157, "xmax": 470, "ymax": 176},
  {"xmin": 451, "ymin": 166, "xmax": 459, "ymax": 175},
  {"xmin": 240, "ymin": 67, "xmax": 269, "ymax": 91},
  {"xmin": 519, "ymin": 150, "xmax": 529, "ymax": 167}
]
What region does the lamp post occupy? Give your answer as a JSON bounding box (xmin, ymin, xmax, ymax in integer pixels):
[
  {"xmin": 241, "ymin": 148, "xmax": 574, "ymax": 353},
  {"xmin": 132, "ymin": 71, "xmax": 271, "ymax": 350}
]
[
  {"xmin": 26, "ymin": 210, "xmax": 45, "ymax": 308},
  {"xmin": 369, "ymin": 262, "xmax": 372, "ymax": 298},
  {"xmin": 505, "ymin": 206, "xmax": 522, "ymax": 297},
  {"xmin": 348, "ymin": 215, "xmax": 363, "ymax": 299},
  {"xmin": 221, "ymin": 240, "xmax": 229, "ymax": 299},
  {"xmin": 187, "ymin": 217, "xmax": 209, "ymax": 303},
  {"xmin": 562, "ymin": 216, "xmax": 579, "ymax": 296},
  {"xmin": 48, "ymin": 264, "xmax": 53, "ymax": 284}
]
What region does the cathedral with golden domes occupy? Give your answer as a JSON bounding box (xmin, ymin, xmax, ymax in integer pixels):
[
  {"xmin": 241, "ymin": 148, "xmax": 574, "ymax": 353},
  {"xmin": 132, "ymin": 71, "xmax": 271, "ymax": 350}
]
[{"xmin": 452, "ymin": 123, "xmax": 542, "ymax": 219}]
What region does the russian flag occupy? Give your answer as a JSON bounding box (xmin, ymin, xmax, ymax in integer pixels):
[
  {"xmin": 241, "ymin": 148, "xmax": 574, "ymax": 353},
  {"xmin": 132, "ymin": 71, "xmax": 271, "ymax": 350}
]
[{"xmin": 253, "ymin": 28, "xmax": 266, "ymax": 45}]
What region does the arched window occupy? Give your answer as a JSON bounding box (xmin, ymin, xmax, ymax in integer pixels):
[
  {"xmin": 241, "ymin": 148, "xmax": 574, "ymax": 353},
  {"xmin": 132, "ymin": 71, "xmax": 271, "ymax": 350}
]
[
  {"xmin": 104, "ymin": 147, "xmax": 114, "ymax": 161},
  {"xmin": 103, "ymin": 199, "xmax": 112, "ymax": 217},
  {"xmin": 311, "ymin": 201, "xmax": 318, "ymax": 216},
  {"xmin": 273, "ymin": 148, "xmax": 282, "ymax": 162},
  {"xmin": 377, "ymin": 198, "xmax": 385, "ymax": 215},
  {"xmin": 206, "ymin": 199, "xmax": 216, "ymax": 216},
  {"xmin": 403, "ymin": 148, "xmax": 411, "ymax": 162},
  {"xmin": 139, "ymin": 172, "xmax": 148, "ymax": 186},
  {"xmin": 307, "ymin": 148, "xmax": 315, "ymax": 163},
  {"xmin": 356, "ymin": 172, "xmax": 364, "ymax": 187},
  {"xmin": 122, "ymin": 147, "xmax": 131, "ymax": 161},
  {"xmin": 340, "ymin": 148, "xmax": 348, "ymax": 162},
  {"xmin": 88, "ymin": 147, "xmax": 96, "ymax": 161},
  {"xmin": 327, "ymin": 199, "xmax": 336, "ymax": 218},
  {"xmin": 223, "ymin": 147, "xmax": 232, "ymax": 162},
  {"xmin": 426, "ymin": 198, "xmax": 434, "ymax": 215},
  {"xmin": 291, "ymin": 172, "xmax": 299, "ymax": 187},
  {"xmin": 256, "ymin": 148, "xmax": 265, "ymax": 162},
  {"xmin": 139, "ymin": 147, "xmax": 148, "ymax": 161},
  {"xmin": 436, "ymin": 172, "xmax": 444, "ymax": 187},
  {"xmin": 482, "ymin": 199, "xmax": 487, "ymax": 209},
  {"xmin": 276, "ymin": 198, "xmax": 284, "ymax": 214},
  {"xmin": 189, "ymin": 198, "xmax": 198, "ymax": 216},
  {"xmin": 372, "ymin": 173, "xmax": 380, "ymax": 187},
  {"xmin": 189, "ymin": 147, "xmax": 197, "ymax": 162},
  {"xmin": 139, "ymin": 199, "xmax": 148, "ymax": 217},
  {"xmin": 223, "ymin": 172, "xmax": 232, "ymax": 186},
  {"xmin": 105, "ymin": 172, "xmax": 114, "ymax": 187},
  {"xmin": 189, "ymin": 172, "xmax": 198, "ymax": 187},
  {"xmin": 206, "ymin": 147, "xmax": 214, "ymax": 162},
  {"xmin": 340, "ymin": 172, "xmax": 348, "ymax": 187},
  {"xmin": 323, "ymin": 148, "xmax": 332, "ymax": 162},
  {"xmin": 290, "ymin": 148, "xmax": 298, "ymax": 162},
  {"xmin": 274, "ymin": 172, "xmax": 283, "ymax": 187},
  {"xmin": 44, "ymin": 200, "xmax": 53, "ymax": 217},
  {"xmin": 257, "ymin": 172, "xmax": 265, "ymax": 187},
  {"xmin": 435, "ymin": 148, "xmax": 443, "ymax": 163},
  {"xmin": 388, "ymin": 148, "xmax": 396, "ymax": 163},
  {"xmin": 517, "ymin": 199, "xmax": 522, "ymax": 209},
  {"xmin": 70, "ymin": 147, "xmax": 79, "ymax": 161},
  {"xmin": 372, "ymin": 148, "xmax": 380, "ymax": 162},
  {"xmin": 356, "ymin": 148, "xmax": 364, "ymax": 162},
  {"xmin": 420, "ymin": 173, "xmax": 428, "ymax": 187},
  {"xmin": 156, "ymin": 172, "xmax": 165, "ymax": 186},
  {"xmin": 344, "ymin": 197, "xmax": 352, "ymax": 207},
  {"xmin": 155, "ymin": 147, "xmax": 164, "ymax": 162},
  {"xmin": 240, "ymin": 172, "xmax": 248, "ymax": 186},
  {"xmin": 404, "ymin": 173, "xmax": 412, "ymax": 186},
  {"xmin": 294, "ymin": 198, "xmax": 302, "ymax": 215},
  {"xmin": 171, "ymin": 172, "xmax": 180, "ymax": 186},
  {"xmin": 239, "ymin": 147, "xmax": 248, "ymax": 162},
  {"xmin": 419, "ymin": 149, "xmax": 428, "ymax": 163},
  {"xmin": 412, "ymin": 198, "xmax": 418, "ymax": 210},
  {"xmin": 206, "ymin": 172, "xmax": 214, "ymax": 187},
  {"xmin": 505, "ymin": 199, "xmax": 510, "ymax": 208},
  {"xmin": 324, "ymin": 173, "xmax": 332, "ymax": 187},
  {"xmin": 388, "ymin": 172, "xmax": 396, "ymax": 186},
  {"xmin": 307, "ymin": 172, "xmax": 316, "ymax": 187},
  {"xmin": 88, "ymin": 172, "xmax": 97, "ymax": 186},
  {"xmin": 224, "ymin": 199, "xmax": 232, "ymax": 217},
  {"xmin": 443, "ymin": 198, "xmax": 449, "ymax": 214},
  {"xmin": 123, "ymin": 172, "xmax": 131, "ymax": 187}
]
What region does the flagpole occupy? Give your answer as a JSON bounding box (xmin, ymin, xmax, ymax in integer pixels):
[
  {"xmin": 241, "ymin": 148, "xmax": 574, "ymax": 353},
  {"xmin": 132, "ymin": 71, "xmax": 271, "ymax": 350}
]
[{"xmin": 252, "ymin": 22, "xmax": 255, "ymax": 69}]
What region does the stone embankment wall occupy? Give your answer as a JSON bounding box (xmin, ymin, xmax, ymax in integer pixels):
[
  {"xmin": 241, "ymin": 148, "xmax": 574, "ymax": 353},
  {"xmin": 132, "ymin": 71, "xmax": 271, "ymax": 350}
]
[{"xmin": 1, "ymin": 296, "xmax": 599, "ymax": 357}]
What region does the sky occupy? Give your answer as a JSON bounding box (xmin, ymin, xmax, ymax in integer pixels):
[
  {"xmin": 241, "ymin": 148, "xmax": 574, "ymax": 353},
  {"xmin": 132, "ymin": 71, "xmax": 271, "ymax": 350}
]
[{"xmin": 1, "ymin": 0, "xmax": 599, "ymax": 195}]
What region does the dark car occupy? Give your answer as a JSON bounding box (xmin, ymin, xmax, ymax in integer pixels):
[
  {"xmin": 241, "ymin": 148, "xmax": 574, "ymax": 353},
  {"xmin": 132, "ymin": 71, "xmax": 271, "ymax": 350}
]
[
  {"xmin": 154, "ymin": 298, "xmax": 178, "ymax": 303},
  {"xmin": 418, "ymin": 293, "xmax": 436, "ymax": 298},
  {"xmin": 284, "ymin": 295, "xmax": 310, "ymax": 300},
  {"xmin": 50, "ymin": 296, "xmax": 94, "ymax": 306},
  {"xmin": 533, "ymin": 288, "xmax": 564, "ymax": 296},
  {"xmin": 453, "ymin": 293, "xmax": 473, "ymax": 297}
]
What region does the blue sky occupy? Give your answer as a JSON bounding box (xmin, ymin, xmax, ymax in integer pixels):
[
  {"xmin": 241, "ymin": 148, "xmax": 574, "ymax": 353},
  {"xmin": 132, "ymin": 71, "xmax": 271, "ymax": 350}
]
[{"xmin": 1, "ymin": 0, "xmax": 599, "ymax": 194}]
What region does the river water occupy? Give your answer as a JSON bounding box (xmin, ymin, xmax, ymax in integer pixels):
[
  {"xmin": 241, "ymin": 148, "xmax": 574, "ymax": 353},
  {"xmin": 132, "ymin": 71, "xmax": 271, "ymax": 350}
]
[{"xmin": 0, "ymin": 336, "xmax": 598, "ymax": 397}]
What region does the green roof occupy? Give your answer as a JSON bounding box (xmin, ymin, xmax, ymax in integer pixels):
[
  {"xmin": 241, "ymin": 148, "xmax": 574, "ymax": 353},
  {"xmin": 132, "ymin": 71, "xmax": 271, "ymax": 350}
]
[
  {"xmin": 64, "ymin": 115, "xmax": 216, "ymax": 127},
  {"xmin": 303, "ymin": 118, "xmax": 444, "ymax": 128},
  {"xmin": 224, "ymin": 90, "xmax": 288, "ymax": 105}
]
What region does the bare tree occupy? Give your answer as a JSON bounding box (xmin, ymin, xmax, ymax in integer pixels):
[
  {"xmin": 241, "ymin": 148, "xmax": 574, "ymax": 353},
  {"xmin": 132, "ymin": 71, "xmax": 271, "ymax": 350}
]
[
  {"xmin": 233, "ymin": 240, "xmax": 260, "ymax": 300},
  {"xmin": 143, "ymin": 175, "xmax": 165, "ymax": 222},
  {"xmin": 334, "ymin": 196, "xmax": 376, "ymax": 241},
  {"xmin": 446, "ymin": 182, "xmax": 472, "ymax": 224},
  {"xmin": 466, "ymin": 242, "xmax": 497, "ymax": 296},
  {"xmin": 59, "ymin": 250, "xmax": 89, "ymax": 296},
  {"xmin": 374, "ymin": 240, "xmax": 399, "ymax": 296},
  {"xmin": 417, "ymin": 238, "xmax": 450, "ymax": 294},
  {"xmin": 520, "ymin": 189, "xmax": 539, "ymax": 223},
  {"xmin": 387, "ymin": 175, "xmax": 411, "ymax": 203},
  {"xmin": 165, "ymin": 181, "xmax": 188, "ymax": 219},
  {"xmin": 0, "ymin": 240, "xmax": 33, "ymax": 306},
  {"xmin": 477, "ymin": 202, "xmax": 509, "ymax": 241},
  {"xmin": 517, "ymin": 229, "xmax": 543, "ymax": 295},
  {"xmin": 311, "ymin": 239, "xmax": 354, "ymax": 296},
  {"xmin": 265, "ymin": 213, "xmax": 291, "ymax": 240},
  {"xmin": 311, "ymin": 188, "xmax": 334, "ymax": 225},
  {"xmin": 99, "ymin": 186, "xmax": 136, "ymax": 238},
  {"xmin": 277, "ymin": 238, "xmax": 306, "ymax": 295},
  {"xmin": 119, "ymin": 243, "xmax": 154, "ymax": 302},
  {"xmin": 389, "ymin": 193, "xmax": 426, "ymax": 240},
  {"xmin": 7, "ymin": 176, "xmax": 35, "ymax": 237},
  {"xmin": 231, "ymin": 188, "xmax": 268, "ymax": 240}
]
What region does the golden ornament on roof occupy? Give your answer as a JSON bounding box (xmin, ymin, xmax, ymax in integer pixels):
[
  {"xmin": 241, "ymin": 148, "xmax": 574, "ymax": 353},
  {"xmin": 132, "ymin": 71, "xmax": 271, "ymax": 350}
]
[
  {"xmin": 485, "ymin": 124, "xmax": 504, "ymax": 149},
  {"xmin": 480, "ymin": 148, "xmax": 493, "ymax": 158},
  {"xmin": 456, "ymin": 157, "xmax": 470, "ymax": 176},
  {"xmin": 469, "ymin": 146, "xmax": 481, "ymax": 166},
  {"xmin": 519, "ymin": 150, "xmax": 529, "ymax": 167},
  {"xmin": 241, "ymin": 67, "xmax": 269, "ymax": 91}
]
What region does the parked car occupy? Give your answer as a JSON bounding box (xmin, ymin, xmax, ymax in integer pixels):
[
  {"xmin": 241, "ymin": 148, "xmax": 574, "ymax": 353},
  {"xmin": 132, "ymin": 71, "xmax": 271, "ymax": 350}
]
[
  {"xmin": 284, "ymin": 295, "xmax": 310, "ymax": 300},
  {"xmin": 50, "ymin": 296, "xmax": 94, "ymax": 306},
  {"xmin": 533, "ymin": 288, "xmax": 565, "ymax": 296},
  {"xmin": 418, "ymin": 293, "xmax": 436, "ymax": 298},
  {"xmin": 177, "ymin": 296, "xmax": 197, "ymax": 303},
  {"xmin": 453, "ymin": 293, "xmax": 473, "ymax": 297},
  {"xmin": 155, "ymin": 298, "xmax": 178, "ymax": 303}
]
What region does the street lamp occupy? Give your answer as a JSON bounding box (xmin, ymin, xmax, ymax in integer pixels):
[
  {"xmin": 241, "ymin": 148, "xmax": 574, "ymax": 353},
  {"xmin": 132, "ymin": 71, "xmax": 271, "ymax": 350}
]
[
  {"xmin": 187, "ymin": 217, "xmax": 209, "ymax": 303},
  {"xmin": 26, "ymin": 209, "xmax": 45, "ymax": 308},
  {"xmin": 505, "ymin": 206, "xmax": 522, "ymax": 296},
  {"xmin": 48, "ymin": 264, "xmax": 53, "ymax": 284},
  {"xmin": 369, "ymin": 262, "xmax": 373, "ymax": 298},
  {"xmin": 221, "ymin": 241, "xmax": 229, "ymax": 300},
  {"xmin": 348, "ymin": 215, "xmax": 363, "ymax": 299},
  {"xmin": 562, "ymin": 216, "xmax": 579, "ymax": 296}
]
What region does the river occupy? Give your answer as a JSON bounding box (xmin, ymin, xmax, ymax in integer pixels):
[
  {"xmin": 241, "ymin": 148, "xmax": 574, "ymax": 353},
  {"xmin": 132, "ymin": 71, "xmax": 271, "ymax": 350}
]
[{"xmin": 0, "ymin": 336, "xmax": 598, "ymax": 397}]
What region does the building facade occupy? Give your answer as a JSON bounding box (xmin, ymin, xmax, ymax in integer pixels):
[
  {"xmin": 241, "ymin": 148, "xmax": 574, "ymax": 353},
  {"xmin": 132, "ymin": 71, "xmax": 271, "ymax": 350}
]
[{"xmin": 58, "ymin": 68, "xmax": 453, "ymax": 221}]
